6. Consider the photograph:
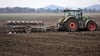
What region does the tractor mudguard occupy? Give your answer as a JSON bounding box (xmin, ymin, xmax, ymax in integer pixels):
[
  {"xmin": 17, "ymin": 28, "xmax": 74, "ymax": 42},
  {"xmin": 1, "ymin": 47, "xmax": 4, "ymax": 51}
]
[
  {"xmin": 58, "ymin": 18, "xmax": 65, "ymax": 23},
  {"xmin": 85, "ymin": 20, "xmax": 94, "ymax": 28},
  {"xmin": 57, "ymin": 16, "xmax": 75, "ymax": 27},
  {"xmin": 63, "ymin": 16, "xmax": 75, "ymax": 23}
]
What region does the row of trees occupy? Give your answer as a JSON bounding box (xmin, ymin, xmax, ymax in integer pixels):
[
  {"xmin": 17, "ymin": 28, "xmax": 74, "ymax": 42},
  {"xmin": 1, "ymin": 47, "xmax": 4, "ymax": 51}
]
[
  {"xmin": 0, "ymin": 7, "xmax": 100, "ymax": 13},
  {"xmin": 0, "ymin": 7, "xmax": 63, "ymax": 13},
  {"xmin": 0, "ymin": 7, "xmax": 35, "ymax": 13},
  {"xmin": 83, "ymin": 8, "xmax": 100, "ymax": 13}
]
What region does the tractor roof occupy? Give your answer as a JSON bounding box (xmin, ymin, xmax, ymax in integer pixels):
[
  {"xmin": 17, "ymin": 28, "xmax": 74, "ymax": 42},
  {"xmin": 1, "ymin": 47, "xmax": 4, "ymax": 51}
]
[{"xmin": 64, "ymin": 8, "xmax": 82, "ymax": 12}]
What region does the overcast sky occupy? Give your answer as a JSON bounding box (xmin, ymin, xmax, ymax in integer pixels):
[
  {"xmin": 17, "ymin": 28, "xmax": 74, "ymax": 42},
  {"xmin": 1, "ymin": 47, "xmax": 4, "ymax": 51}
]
[{"xmin": 0, "ymin": 0, "xmax": 100, "ymax": 8}]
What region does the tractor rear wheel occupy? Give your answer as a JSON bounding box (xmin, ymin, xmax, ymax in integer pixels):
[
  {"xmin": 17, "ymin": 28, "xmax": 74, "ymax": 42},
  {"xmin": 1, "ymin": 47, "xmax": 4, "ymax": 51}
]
[
  {"xmin": 87, "ymin": 21, "xmax": 97, "ymax": 31},
  {"xmin": 64, "ymin": 18, "xmax": 79, "ymax": 32}
]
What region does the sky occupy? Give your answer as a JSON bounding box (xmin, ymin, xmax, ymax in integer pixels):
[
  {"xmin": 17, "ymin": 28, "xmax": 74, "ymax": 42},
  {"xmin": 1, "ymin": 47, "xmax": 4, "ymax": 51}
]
[{"xmin": 0, "ymin": 0, "xmax": 100, "ymax": 8}]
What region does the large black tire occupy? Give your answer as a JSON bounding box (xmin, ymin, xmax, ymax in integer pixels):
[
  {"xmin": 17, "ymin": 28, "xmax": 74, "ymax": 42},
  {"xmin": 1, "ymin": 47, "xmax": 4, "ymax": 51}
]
[
  {"xmin": 86, "ymin": 21, "xmax": 97, "ymax": 31},
  {"xmin": 64, "ymin": 18, "xmax": 79, "ymax": 32}
]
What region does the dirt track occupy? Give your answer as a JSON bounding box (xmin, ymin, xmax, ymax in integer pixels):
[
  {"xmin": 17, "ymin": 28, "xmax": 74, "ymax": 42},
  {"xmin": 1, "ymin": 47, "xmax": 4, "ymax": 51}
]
[{"xmin": 0, "ymin": 13, "xmax": 100, "ymax": 56}]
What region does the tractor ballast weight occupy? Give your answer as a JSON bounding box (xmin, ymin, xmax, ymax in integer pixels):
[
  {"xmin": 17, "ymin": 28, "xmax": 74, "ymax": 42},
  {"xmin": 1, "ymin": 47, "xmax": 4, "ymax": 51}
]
[{"xmin": 57, "ymin": 9, "xmax": 97, "ymax": 32}]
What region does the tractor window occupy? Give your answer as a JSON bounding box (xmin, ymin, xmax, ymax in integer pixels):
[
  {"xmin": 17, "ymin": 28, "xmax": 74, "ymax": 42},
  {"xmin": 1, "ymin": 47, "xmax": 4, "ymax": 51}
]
[
  {"xmin": 64, "ymin": 10, "xmax": 82, "ymax": 20},
  {"xmin": 65, "ymin": 11, "xmax": 79, "ymax": 18},
  {"xmin": 65, "ymin": 11, "xmax": 70, "ymax": 16}
]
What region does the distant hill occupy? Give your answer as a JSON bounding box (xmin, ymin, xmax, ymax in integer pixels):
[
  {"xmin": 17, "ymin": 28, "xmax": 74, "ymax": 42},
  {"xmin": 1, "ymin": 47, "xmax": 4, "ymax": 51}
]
[
  {"xmin": 0, "ymin": 4, "xmax": 100, "ymax": 13},
  {"xmin": 44, "ymin": 4, "xmax": 64, "ymax": 10}
]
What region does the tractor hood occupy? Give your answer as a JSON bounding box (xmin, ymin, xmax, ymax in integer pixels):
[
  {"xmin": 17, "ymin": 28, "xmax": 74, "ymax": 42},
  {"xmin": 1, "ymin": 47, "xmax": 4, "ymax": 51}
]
[{"xmin": 82, "ymin": 16, "xmax": 90, "ymax": 21}]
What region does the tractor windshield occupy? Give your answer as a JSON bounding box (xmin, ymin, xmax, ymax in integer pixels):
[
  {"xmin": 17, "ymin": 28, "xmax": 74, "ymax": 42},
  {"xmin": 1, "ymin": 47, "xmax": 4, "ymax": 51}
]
[{"xmin": 64, "ymin": 10, "xmax": 82, "ymax": 19}]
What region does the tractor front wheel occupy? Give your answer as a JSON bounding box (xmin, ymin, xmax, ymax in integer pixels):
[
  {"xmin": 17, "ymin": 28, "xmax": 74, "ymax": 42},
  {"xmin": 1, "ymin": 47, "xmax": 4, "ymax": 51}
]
[
  {"xmin": 64, "ymin": 19, "xmax": 79, "ymax": 32},
  {"xmin": 87, "ymin": 21, "xmax": 97, "ymax": 31}
]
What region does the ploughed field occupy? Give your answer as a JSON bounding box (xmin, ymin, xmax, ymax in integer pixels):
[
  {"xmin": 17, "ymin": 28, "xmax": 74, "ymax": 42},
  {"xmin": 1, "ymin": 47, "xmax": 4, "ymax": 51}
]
[{"xmin": 0, "ymin": 13, "xmax": 100, "ymax": 56}]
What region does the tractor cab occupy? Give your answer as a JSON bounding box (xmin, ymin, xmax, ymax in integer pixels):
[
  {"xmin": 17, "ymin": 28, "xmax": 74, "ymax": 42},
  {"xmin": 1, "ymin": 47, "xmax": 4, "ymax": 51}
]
[{"xmin": 64, "ymin": 9, "xmax": 82, "ymax": 20}]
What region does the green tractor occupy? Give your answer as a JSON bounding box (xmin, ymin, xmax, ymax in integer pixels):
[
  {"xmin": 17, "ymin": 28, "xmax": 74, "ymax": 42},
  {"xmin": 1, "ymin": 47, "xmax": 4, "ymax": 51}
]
[{"xmin": 57, "ymin": 9, "xmax": 97, "ymax": 32}]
